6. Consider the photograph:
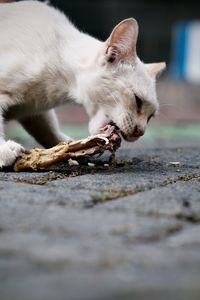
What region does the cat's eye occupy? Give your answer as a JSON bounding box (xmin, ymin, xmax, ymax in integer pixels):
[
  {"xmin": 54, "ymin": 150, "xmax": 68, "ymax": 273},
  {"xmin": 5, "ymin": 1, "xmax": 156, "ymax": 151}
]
[
  {"xmin": 135, "ymin": 95, "xmax": 143, "ymax": 111},
  {"xmin": 147, "ymin": 114, "xmax": 154, "ymax": 123}
]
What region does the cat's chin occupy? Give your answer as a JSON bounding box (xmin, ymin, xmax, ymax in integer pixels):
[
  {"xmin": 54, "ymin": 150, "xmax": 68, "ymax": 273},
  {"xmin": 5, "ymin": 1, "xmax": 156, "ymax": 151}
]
[{"xmin": 121, "ymin": 132, "xmax": 139, "ymax": 142}]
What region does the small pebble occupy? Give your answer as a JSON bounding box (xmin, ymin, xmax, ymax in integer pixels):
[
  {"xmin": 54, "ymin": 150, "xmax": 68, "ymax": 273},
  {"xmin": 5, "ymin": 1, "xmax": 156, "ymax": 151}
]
[
  {"xmin": 168, "ymin": 161, "xmax": 181, "ymax": 167},
  {"xmin": 68, "ymin": 158, "xmax": 79, "ymax": 166},
  {"xmin": 88, "ymin": 162, "xmax": 95, "ymax": 167}
]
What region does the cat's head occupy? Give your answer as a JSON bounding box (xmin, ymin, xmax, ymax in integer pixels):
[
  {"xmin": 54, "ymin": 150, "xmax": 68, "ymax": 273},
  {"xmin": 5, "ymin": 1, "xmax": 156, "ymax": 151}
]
[{"xmin": 86, "ymin": 18, "xmax": 166, "ymax": 141}]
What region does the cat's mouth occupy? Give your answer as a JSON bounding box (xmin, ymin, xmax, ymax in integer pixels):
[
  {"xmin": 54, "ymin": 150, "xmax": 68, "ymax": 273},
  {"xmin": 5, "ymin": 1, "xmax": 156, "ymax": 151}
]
[
  {"xmin": 109, "ymin": 122, "xmax": 139, "ymax": 142},
  {"xmin": 121, "ymin": 132, "xmax": 139, "ymax": 142}
]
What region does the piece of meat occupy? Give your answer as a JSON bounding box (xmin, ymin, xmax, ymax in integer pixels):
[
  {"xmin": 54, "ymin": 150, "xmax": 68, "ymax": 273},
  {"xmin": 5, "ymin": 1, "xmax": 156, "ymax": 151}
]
[{"xmin": 13, "ymin": 125, "xmax": 121, "ymax": 171}]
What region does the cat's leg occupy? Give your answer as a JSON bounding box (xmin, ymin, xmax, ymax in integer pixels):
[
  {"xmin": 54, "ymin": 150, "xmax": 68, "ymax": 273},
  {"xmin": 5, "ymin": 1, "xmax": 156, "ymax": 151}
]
[
  {"xmin": 0, "ymin": 96, "xmax": 24, "ymax": 167},
  {"xmin": 19, "ymin": 109, "xmax": 72, "ymax": 148}
]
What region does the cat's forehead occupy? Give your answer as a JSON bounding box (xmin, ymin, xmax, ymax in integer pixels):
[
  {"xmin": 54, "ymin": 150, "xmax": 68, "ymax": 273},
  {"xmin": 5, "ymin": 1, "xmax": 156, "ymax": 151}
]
[{"xmin": 112, "ymin": 60, "xmax": 157, "ymax": 103}]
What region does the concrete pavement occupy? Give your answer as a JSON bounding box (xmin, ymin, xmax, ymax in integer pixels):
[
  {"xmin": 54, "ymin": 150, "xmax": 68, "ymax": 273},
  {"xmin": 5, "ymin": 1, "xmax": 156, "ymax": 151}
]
[{"xmin": 0, "ymin": 139, "xmax": 200, "ymax": 300}]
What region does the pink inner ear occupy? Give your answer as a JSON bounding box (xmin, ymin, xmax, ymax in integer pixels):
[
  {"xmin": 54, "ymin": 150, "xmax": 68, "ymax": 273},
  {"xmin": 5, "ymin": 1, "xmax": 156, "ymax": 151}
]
[
  {"xmin": 106, "ymin": 45, "xmax": 119, "ymax": 63},
  {"xmin": 105, "ymin": 18, "xmax": 138, "ymax": 64}
]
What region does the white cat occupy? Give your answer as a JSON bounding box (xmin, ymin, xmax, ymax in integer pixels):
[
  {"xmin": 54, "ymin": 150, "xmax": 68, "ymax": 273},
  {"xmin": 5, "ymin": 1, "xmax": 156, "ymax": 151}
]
[{"xmin": 0, "ymin": 0, "xmax": 165, "ymax": 167}]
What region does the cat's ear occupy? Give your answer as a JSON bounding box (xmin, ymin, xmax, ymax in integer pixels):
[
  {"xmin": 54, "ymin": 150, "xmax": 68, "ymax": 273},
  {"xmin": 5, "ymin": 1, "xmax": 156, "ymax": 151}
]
[
  {"xmin": 105, "ymin": 18, "xmax": 138, "ymax": 64},
  {"xmin": 145, "ymin": 62, "xmax": 166, "ymax": 79}
]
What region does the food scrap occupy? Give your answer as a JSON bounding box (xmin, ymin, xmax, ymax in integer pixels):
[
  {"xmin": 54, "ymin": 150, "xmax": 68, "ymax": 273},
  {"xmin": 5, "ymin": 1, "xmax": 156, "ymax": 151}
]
[{"xmin": 13, "ymin": 125, "xmax": 121, "ymax": 171}]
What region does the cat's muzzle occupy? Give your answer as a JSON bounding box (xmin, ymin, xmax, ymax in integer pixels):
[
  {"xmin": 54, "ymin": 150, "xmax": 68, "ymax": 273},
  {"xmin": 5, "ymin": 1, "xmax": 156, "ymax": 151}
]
[{"xmin": 109, "ymin": 121, "xmax": 143, "ymax": 142}]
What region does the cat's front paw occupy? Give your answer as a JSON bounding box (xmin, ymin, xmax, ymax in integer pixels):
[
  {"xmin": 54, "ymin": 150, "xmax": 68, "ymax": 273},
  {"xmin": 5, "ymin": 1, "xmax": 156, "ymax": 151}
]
[
  {"xmin": 0, "ymin": 140, "xmax": 24, "ymax": 168},
  {"xmin": 58, "ymin": 133, "xmax": 74, "ymax": 143}
]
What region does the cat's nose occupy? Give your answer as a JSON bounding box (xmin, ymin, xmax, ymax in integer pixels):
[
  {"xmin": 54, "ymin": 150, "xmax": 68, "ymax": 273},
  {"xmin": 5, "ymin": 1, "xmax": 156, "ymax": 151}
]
[{"xmin": 132, "ymin": 125, "xmax": 144, "ymax": 137}]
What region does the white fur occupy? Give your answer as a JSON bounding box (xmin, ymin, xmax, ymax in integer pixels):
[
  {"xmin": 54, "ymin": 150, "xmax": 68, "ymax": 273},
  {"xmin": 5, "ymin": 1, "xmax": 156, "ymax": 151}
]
[{"xmin": 0, "ymin": 0, "xmax": 165, "ymax": 167}]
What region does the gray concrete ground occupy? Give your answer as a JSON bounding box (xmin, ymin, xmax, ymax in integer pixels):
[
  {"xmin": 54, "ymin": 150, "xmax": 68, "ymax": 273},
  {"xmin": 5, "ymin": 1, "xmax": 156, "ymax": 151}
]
[{"xmin": 0, "ymin": 139, "xmax": 200, "ymax": 300}]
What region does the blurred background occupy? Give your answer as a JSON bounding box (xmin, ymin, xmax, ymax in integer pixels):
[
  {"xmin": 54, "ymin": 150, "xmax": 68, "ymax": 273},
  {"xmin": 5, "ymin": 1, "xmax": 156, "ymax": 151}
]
[{"xmin": 1, "ymin": 0, "xmax": 200, "ymax": 145}]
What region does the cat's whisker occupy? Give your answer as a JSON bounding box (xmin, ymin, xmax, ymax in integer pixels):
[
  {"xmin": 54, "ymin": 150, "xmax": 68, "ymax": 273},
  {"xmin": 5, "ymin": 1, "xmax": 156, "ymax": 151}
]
[
  {"xmin": 159, "ymin": 103, "xmax": 178, "ymax": 109},
  {"xmin": 156, "ymin": 112, "xmax": 171, "ymax": 122},
  {"xmin": 112, "ymin": 95, "xmax": 120, "ymax": 105}
]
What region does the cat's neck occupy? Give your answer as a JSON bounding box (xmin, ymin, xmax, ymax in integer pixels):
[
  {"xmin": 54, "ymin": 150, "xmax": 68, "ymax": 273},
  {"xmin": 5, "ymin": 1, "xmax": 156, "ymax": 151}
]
[
  {"xmin": 62, "ymin": 32, "xmax": 102, "ymax": 71},
  {"xmin": 58, "ymin": 27, "xmax": 104, "ymax": 104}
]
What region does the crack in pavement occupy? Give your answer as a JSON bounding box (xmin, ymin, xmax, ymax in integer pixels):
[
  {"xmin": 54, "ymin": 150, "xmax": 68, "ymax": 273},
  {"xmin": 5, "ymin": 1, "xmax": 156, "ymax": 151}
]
[
  {"xmin": 88, "ymin": 172, "xmax": 200, "ymax": 205},
  {"xmin": 86, "ymin": 172, "xmax": 200, "ymax": 224}
]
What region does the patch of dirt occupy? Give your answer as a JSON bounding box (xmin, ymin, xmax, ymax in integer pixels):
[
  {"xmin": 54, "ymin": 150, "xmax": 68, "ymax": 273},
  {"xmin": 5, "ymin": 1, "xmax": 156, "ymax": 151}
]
[
  {"xmin": 175, "ymin": 213, "xmax": 200, "ymax": 223},
  {"xmin": 15, "ymin": 172, "xmax": 68, "ymax": 185},
  {"xmin": 14, "ymin": 159, "xmax": 135, "ymax": 185},
  {"xmin": 178, "ymin": 173, "xmax": 200, "ymax": 181},
  {"xmin": 91, "ymin": 188, "xmax": 135, "ymax": 204}
]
